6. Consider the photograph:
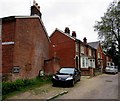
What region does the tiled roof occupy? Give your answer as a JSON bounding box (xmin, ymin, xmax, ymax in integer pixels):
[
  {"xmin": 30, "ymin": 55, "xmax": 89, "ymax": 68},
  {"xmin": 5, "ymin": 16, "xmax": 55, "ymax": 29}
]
[{"xmin": 88, "ymin": 41, "xmax": 100, "ymax": 49}]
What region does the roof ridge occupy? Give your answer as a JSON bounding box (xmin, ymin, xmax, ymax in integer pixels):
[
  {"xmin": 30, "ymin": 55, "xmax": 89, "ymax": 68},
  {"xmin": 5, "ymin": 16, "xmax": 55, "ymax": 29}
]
[{"xmin": 50, "ymin": 28, "xmax": 76, "ymax": 41}]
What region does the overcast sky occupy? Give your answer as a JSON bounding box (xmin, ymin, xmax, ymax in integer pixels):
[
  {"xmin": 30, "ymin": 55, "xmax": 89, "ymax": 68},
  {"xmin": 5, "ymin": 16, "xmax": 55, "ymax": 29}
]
[{"xmin": 0, "ymin": 0, "xmax": 116, "ymax": 42}]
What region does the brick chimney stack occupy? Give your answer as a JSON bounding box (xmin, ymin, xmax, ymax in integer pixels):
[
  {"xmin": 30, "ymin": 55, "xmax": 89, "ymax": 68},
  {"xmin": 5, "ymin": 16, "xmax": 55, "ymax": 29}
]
[
  {"xmin": 64, "ymin": 27, "xmax": 70, "ymax": 34},
  {"xmin": 72, "ymin": 31, "xmax": 76, "ymax": 38},
  {"xmin": 31, "ymin": 0, "xmax": 42, "ymax": 18},
  {"xmin": 83, "ymin": 37, "xmax": 87, "ymax": 43}
]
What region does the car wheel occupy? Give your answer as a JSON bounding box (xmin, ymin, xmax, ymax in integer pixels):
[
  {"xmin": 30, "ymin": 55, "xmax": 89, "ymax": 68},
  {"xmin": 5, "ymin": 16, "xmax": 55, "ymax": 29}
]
[
  {"xmin": 52, "ymin": 83, "xmax": 56, "ymax": 87},
  {"xmin": 78, "ymin": 77, "xmax": 80, "ymax": 81},
  {"xmin": 71, "ymin": 80, "xmax": 75, "ymax": 87}
]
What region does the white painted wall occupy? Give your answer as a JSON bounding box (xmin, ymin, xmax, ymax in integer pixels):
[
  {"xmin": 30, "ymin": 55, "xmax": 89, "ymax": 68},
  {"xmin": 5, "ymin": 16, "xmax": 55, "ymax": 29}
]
[{"xmin": 88, "ymin": 59, "xmax": 95, "ymax": 68}]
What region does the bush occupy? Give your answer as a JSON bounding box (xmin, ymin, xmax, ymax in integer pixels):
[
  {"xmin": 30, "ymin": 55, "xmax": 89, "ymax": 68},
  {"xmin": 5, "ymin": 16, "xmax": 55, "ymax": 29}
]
[
  {"xmin": 2, "ymin": 75, "xmax": 52, "ymax": 95},
  {"xmin": 2, "ymin": 79, "xmax": 24, "ymax": 95}
]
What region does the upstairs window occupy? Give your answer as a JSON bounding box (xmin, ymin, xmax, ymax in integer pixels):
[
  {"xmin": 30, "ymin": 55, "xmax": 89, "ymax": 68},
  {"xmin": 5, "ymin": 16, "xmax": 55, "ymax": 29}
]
[
  {"xmin": 76, "ymin": 43, "xmax": 79, "ymax": 52},
  {"xmin": 89, "ymin": 49, "xmax": 91, "ymax": 56},
  {"xmin": 81, "ymin": 46, "xmax": 84, "ymax": 54},
  {"xmin": 98, "ymin": 52, "xmax": 100, "ymax": 59}
]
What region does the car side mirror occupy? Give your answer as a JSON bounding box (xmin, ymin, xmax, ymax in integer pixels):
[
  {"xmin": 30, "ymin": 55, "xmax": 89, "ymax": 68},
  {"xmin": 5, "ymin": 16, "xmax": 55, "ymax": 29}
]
[{"xmin": 56, "ymin": 71, "xmax": 59, "ymax": 73}]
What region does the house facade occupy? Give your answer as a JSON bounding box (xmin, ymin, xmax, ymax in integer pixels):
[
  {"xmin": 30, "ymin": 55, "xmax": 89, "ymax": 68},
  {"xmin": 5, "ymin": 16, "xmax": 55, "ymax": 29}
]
[
  {"xmin": 105, "ymin": 55, "xmax": 114, "ymax": 67},
  {"xmin": 2, "ymin": 2, "xmax": 50, "ymax": 81},
  {"xmin": 49, "ymin": 28, "xmax": 97, "ymax": 76},
  {"xmin": 80, "ymin": 37, "xmax": 96, "ymax": 75},
  {"xmin": 88, "ymin": 41, "xmax": 105, "ymax": 70},
  {"xmin": 49, "ymin": 28, "xmax": 81, "ymax": 73}
]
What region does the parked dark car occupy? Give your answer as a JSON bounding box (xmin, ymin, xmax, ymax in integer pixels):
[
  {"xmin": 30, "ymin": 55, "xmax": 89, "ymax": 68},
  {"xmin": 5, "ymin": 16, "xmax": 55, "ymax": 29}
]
[{"xmin": 51, "ymin": 67, "xmax": 81, "ymax": 87}]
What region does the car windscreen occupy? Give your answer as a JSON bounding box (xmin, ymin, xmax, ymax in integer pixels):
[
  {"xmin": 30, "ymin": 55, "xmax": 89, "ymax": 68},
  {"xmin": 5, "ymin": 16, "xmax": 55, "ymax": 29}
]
[{"xmin": 59, "ymin": 68, "xmax": 74, "ymax": 74}]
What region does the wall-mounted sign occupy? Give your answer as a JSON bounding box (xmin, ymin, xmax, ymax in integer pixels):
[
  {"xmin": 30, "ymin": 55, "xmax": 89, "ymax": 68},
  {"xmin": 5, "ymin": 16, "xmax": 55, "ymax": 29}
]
[{"xmin": 12, "ymin": 66, "xmax": 20, "ymax": 73}]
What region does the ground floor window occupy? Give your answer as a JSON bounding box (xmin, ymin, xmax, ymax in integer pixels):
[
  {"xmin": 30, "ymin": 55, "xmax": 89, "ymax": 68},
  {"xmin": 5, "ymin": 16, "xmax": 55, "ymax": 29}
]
[{"xmin": 81, "ymin": 57, "xmax": 88, "ymax": 68}]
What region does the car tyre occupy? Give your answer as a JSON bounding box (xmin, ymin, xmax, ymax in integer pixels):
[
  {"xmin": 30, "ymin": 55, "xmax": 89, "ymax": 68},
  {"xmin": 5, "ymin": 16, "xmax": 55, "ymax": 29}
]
[
  {"xmin": 52, "ymin": 83, "xmax": 56, "ymax": 87},
  {"xmin": 71, "ymin": 80, "xmax": 75, "ymax": 87},
  {"xmin": 78, "ymin": 77, "xmax": 81, "ymax": 81}
]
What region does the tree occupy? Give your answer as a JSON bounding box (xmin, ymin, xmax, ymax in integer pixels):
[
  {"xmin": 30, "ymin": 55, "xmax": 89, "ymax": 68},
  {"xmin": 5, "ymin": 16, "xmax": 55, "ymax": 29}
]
[{"xmin": 94, "ymin": 1, "xmax": 120, "ymax": 66}]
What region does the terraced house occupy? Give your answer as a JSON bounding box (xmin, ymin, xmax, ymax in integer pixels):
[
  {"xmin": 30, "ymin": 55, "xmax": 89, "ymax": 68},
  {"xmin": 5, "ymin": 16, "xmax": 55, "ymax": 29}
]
[
  {"xmin": 49, "ymin": 27, "xmax": 81, "ymax": 73},
  {"xmin": 88, "ymin": 41, "xmax": 104, "ymax": 70},
  {"xmin": 49, "ymin": 28, "xmax": 96, "ymax": 76},
  {"xmin": 80, "ymin": 37, "xmax": 96, "ymax": 75}
]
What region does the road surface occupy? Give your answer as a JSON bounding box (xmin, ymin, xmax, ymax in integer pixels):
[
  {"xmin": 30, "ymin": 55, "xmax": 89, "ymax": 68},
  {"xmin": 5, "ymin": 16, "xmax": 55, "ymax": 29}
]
[{"xmin": 57, "ymin": 73, "xmax": 118, "ymax": 99}]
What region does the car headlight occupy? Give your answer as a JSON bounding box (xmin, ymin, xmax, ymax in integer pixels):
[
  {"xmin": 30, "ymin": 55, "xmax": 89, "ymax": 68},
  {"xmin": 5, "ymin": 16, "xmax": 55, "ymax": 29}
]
[
  {"xmin": 66, "ymin": 76, "xmax": 73, "ymax": 80},
  {"xmin": 52, "ymin": 76, "xmax": 56, "ymax": 79}
]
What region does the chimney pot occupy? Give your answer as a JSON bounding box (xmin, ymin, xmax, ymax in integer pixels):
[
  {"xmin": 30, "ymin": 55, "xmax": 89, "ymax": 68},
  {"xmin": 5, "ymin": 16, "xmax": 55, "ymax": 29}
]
[
  {"xmin": 38, "ymin": 6, "xmax": 40, "ymax": 10},
  {"xmin": 36, "ymin": 3, "xmax": 38, "ymax": 6},
  {"xmin": 72, "ymin": 31, "xmax": 76, "ymax": 38},
  {"xmin": 64, "ymin": 27, "xmax": 70, "ymax": 34},
  {"xmin": 31, "ymin": 1, "xmax": 42, "ymax": 18},
  {"xmin": 83, "ymin": 37, "xmax": 87, "ymax": 43}
]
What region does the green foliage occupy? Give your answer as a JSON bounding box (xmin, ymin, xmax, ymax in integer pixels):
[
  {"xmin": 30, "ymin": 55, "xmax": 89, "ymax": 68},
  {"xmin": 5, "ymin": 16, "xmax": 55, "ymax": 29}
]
[
  {"xmin": 94, "ymin": 1, "xmax": 120, "ymax": 65},
  {"xmin": 2, "ymin": 75, "xmax": 52, "ymax": 96}
]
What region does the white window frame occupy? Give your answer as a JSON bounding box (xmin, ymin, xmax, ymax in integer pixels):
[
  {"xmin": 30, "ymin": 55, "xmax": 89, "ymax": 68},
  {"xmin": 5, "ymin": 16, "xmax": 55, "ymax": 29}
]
[
  {"xmin": 89, "ymin": 49, "xmax": 92, "ymax": 56},
  {"xmin": 76, "ymin": 43, "xmax": 79, "ymax": 52},
  {"xmin": 81, "ymin": 46, "xmax": 84, "ymax": 54},
  {"xmin": 81, "ymin": 57, "xmax": 88, "ymax": 68},
  {"xmin": 98, "ymin": 52, "xmax": 100, "ymax": 59}
]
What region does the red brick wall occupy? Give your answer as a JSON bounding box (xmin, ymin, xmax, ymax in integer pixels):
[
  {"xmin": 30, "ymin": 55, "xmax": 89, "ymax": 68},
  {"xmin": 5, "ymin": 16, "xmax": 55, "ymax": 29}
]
[
  {"xmin": 50, "ymin": 30, "xmax": 76, "ymax": 68},
  {"xmin": 2, "ymin": 19, "xmax": 15, "ymax": 74},
  {"xmin": 83, "ymin": 44, "xmax": 87, "ymax": 56},
  {"xmin": 12, "ymin": 18, "xmax": 49, "ymax": 80},
  {"xmin": 2, "ymin": 19, "xmax": 15, "ymax": 42},
  {"xmin": 81, "ymin": 68, "xmax": 95, "ymax": 76},
  {"xmin": 44, "ymin": 57, "xmax": 60, "ymax": 75},
  {"xmin": 2, "ymin": 45, "xmax": 14, "ymax": 73},
  {"xmin": 102, "ymin": 53, "xmax": 106, "ymax": 69},
  {"xmin": 97, "ymin": 46, "xmax": 103, "ymax": 59},
  {"xmin": 2, "ymin": 17, "xmax": 49, "ymax": 80},
  {"xmin": 96, "ymin": 45, "xmax": 104, "ymax": 68}
]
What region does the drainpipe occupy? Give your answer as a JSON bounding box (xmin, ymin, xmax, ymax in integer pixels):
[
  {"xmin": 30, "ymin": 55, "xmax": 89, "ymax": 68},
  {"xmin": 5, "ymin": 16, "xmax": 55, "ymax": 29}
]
[{"xmin": 79, "ymin": 40, "xmax": 81, "ymax": 71}]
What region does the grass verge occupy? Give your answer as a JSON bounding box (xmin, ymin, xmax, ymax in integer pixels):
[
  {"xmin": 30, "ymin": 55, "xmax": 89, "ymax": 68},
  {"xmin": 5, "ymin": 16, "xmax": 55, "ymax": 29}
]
[{"xmin": 2, "ymin": 75, "xmax": 52, "ymax": 100}]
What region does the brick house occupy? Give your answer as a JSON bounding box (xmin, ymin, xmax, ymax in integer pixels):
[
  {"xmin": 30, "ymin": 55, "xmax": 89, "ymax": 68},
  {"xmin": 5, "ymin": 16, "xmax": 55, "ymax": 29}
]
[
  {"xmin": 105, "ymin": 55, "xmax": 114, "ymax": 67},
  {"xmin": 88, "ymin": 41, "xmax": 115, "ymax": 72},
  {"xmin": 2, "ymin": 2, "xmax": 50, "ymax": 81},
  {"xmin": 49, "ymin": 28, "xmax": 81, "ymax": 73},
  {"xmin": 88, "ymin": 41, "xmax": 104, "ymax": 70},
  {"xmin": 49, "ymin": 28, "xmax": 96, "ymax": 76},
  {"xmin": 80, "ymin": 37, "xmax": 96, "ymax": 75}
]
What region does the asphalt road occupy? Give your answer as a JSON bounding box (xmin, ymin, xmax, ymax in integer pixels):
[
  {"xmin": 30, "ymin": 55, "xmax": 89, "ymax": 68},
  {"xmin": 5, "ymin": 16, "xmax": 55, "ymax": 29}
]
[{"xmin": 57, "ymin": 73, "xmax": 118, "ymax": 99}]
